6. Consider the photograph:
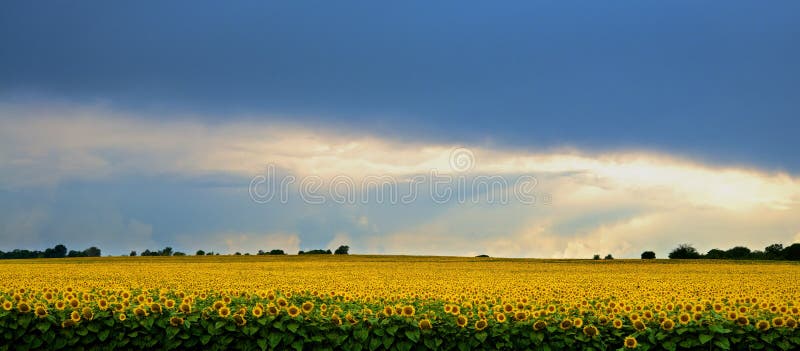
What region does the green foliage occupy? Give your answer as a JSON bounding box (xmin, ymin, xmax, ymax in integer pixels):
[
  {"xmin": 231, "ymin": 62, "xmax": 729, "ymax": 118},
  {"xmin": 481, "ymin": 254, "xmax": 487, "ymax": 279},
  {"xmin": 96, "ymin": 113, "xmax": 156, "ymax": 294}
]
[{"xmin": 1, "ymin": 307, "xmax": 799, "ymax": 350}]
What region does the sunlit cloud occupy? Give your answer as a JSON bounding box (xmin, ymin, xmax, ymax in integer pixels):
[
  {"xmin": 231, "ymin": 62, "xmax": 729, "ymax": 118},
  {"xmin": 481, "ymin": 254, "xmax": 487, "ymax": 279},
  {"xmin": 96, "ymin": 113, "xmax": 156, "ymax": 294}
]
[{"xmin": 1, "ymin": 101, "xmax": 799, "ymax": 257}]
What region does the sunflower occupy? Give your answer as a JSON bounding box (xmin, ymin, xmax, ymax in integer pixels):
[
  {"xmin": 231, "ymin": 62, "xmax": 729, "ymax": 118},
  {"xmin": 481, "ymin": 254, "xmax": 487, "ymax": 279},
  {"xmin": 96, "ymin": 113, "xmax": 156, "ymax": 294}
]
[
  {"xmin": 756, "ymin": 320, "xmax": 770, "ymax": 331},
  {"xmin": 218, "ymin": 306, "xmax": 231, "ymax": 318},
  {"xmin": 150, "ymin": 303, "xmax": 162, "ymax": 314},
  {"xmin": 772, "ymin": 317, "xmax": 785, "ymax": 328},
  {"xmin": 623, "ymin": 336, "xmax": 639, "ymax": 349},
  {"xmin": 17, "ymin": 302, "xmax": 31, "ymax": 313},
  {"xmin": 573, "ymin": 318, "xmax": 583, "ymax": 328},
  {"xmin": 170, "ymin": 316, "xmax": 184, "ymax": 327},
  {"xmin": 451, "ymin": 305, "xmax": 461, "ymax": 315},
  {"xmin": 713, "ymin": 303, "xmax": 723, "ymax": 312},
  {"xmin": 624, "ymin": 336, "xmax": 638, "ymax": 349},
  {"xmin": 288, "ymin": 305, "xmax": 301, "ymax": 318},
  {"xmin": 233, "ymin": 314, "xmax": 246, "ymax": 326},
  {"xmin": 598, "ymin": 316, "xmax": 609, "ymax": 325},
  {"xmin": 118, "ymin": 313, "xmax": 127, "ymax": 321},
  {"xmin": 582, "ymin": 325, "xmax": 599, "ymax": 338},
  {"xmin": 514, "ymin": 311, "xmax": 527, "ymax": 321},
  {"xmin": 559, "ymin": 319, "xmax": 572, "ymax": 330},
  {"xmin": 633, "ymin": 320, "xmax": 646, "ymax": 331},
  {"xmin": 612, "ymin": 319, "xmax": 623, "ymax": 329},
  {"xmin": 165, "ymin": 299, "xmax": 176, "ymax": 309},
  {"xmin": 212, "ymin": 301, "xmax": 225, "ymax": 310},
  {"xmin": 331, "ymin": 314, "xmax": 342, "ymax": 326},
  {"xmin": 276, "ymin": 297, "xmax": 288, "ymax": 308},
  {"xmin": 678, "ymin": 313, "xmax": 691, "ymax": 325},
  {"xmin": 785, "ymin": 317, "xmax": 797, "ymax": 329},
  {"xmin": 419, "ymin": 319, "xmax": 433, "ymax": 330},
  {"xmin": 456, "ymin": 315, "xmax": 468, "ymax": 328},
  {"xmin": 476, "ymin": 319, "xmax": 488, "ymax": 331},
  {"xmin": 302, "ymin": 301, "xmax": 314, "ymax": 313},
  {"xmin": 735, "ymin": 316, "xmax": 749, "ymax": 326},
  {"xmin": 179, "ymin": 303, "xmax": 191, "ymax": 314},
  {"xmin": 70, "ymin": 310, "xmax": 81, "ymax": 322},
  {"xmin": 34, "ymin": 305, "xmax": 48, "ymax": 318},
  {"xmin": 267, "ymin": 305, "xmax": 279, "ymax": 316},
  {"xmin": 495, "ymin": 313, "xmax": 507, "ymax": 323},
  {"xmin": 55, "ymin": 301, "xmax": 66, "ymax": 310},
  {"xmin": 660, "ymin": 318, "xmax": 675, "ymax": 331},
  {"xmin": 61, "ymin": 320, "xmax": 77, "ymax": 328},
  {"xmin": 383, "ymin": 306, "xmax": 394, "ymax": 316},
  {"xmin": 402, "ymin": 305, "xmax": 415, "ymax": 317},
  {"xmin": 252, "ymin": 307, "xmax": 263, "ymax": 318},
  {"xmin": 2, "ymin": 301, "xmax": 12, "ymax": 311}
]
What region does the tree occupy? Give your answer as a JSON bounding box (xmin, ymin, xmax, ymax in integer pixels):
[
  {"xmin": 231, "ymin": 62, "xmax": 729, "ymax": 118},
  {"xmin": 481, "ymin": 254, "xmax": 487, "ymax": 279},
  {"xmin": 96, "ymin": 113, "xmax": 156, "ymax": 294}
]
[
  {"xmin": 704, "ymin": 249, "xmax": 726, "ymax": 259},
  {"xmin": 604, "ymin": 254, "xmax": 614, "ymax": 260},
  {"xmin": 784, "ymin": 243, "xmax": 800, "ymax": 261},
  {"xmin": 334, "ymin": 245, "xmax": 350, "ymax": 255},
  {"xmin": 669, "ymin": 244, "xmax": 700, "ymax": 259},
  {"xmin": 173, "ymin": 252, "xmax": 186, "ymax": 256},
  {"xmin": 765, "ymin": 243, "xmax": 784, "ymax": 260},
  {"xmin": 83, "ymin": 247, "xmax": 101, "ymax": 257},
  {"xmin": 53, "ymin": 244, "xmax": 67, "ymax": 258},
  {"xmin": 725, "ymin": 246, "xmax": 751, "ymax": 259},
  {"xmin": 268, "ymin": 249, "xmax": 285, "ymax": 255},
  {"xmin": 641, "ymin": 251, "xmax": 656, "ymax": 259},
  {"xmin": 234, "ymin": 252, "xmax": 242, "ymax": 256},
  {"xmin": 196, "ymin": 250, "xmax": 206, "ymax": 256},
  {"xmin": 159, "ymin": 247, "xmax": 173, "ymax": 256},
  {"xmin": 129, "ymin": 251, "xmax": 137, "ymax": 257},
  {"xmin": 592, "ymin": 254, "xmax": 601, "ymax": 260}
]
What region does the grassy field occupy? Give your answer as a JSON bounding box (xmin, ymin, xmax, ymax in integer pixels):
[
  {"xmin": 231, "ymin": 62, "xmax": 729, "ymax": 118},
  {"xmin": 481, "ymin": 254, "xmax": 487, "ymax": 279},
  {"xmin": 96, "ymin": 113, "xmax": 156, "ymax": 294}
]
[{"xmin": 1, "ymin": 256, "xmax": 799, "ymax": 350}]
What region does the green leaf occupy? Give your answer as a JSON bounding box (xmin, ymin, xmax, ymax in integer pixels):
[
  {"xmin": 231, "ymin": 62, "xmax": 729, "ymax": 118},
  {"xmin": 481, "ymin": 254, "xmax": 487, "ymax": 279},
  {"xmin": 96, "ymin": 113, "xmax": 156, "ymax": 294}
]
[
  {"xmin": 291, "ymin": 340, "xmax": 303, "ymax": 351},
  {"xmin": 404, "ymin": 329, "xmax": 420, "ymax": 343},
  {"xmin": 98, "ymin": 329, "xmax": 110, "ymax": 342},
  {"xmin": 352, "ymin": 328, "xmax": 367, "ymax": 341},
  {"xmin": 35, "ymin": 322, "xmax": 49, "ymax": 333},
  {"xmin": 269, "ymin": 332, "xmax": 282, "ymax": 348},
  {"xmin": 383, "ymin": 336, "xmax": 394, "ymax": 349},
  {"xmin": 369, "ymin": 337, "xmax": 382, "ymax": 351},
  {"xmin": 475, "ymin": 332, "xmax": 488, "ymax": 343},
  {"xmin": 699, "ymin": 334, "xmax": 713, "ymax": 344},
  {"xmin": 257, "ymin": 339, "xmax": 268, "ymax": 351},
  {"xmin": 714, "ymin": 337, "xmax": 731, "ymax": 350},
  {"xmin": 287, "ymin": 322, "xmax": 299, "ymax": 333},
  {"xmin": 200, "ymin": 334, "xmax": 212, "ymax": 345}
]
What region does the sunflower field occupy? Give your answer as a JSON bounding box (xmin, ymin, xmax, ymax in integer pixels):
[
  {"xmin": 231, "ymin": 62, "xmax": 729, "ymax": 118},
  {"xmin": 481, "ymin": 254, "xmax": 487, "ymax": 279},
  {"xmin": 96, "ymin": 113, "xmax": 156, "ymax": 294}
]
[{"xmin": 0, "ymin": 255, "xmax": 799, "ymax": 350}]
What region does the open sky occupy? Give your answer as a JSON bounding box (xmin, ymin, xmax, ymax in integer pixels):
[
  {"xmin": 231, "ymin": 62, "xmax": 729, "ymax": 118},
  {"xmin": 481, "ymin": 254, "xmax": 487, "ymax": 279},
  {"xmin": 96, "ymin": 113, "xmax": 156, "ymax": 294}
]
[{"xmin": 1, "ymin": 1, "xmax": 799, "ymax": 257}]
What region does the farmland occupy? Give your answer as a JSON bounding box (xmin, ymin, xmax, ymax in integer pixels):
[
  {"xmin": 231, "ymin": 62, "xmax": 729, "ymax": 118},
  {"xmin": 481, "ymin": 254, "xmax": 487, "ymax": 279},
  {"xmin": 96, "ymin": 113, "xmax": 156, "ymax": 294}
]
[{"xmin": 1, "ymin": 256, "xmax": 799, "ymax": 350}]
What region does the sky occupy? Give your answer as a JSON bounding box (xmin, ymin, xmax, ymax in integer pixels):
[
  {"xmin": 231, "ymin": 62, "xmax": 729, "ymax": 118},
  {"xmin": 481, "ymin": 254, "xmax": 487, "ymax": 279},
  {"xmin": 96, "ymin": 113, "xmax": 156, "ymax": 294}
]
[{"xmin": 1, "ymin": 1, "xmax": 799, "ymax": 257}]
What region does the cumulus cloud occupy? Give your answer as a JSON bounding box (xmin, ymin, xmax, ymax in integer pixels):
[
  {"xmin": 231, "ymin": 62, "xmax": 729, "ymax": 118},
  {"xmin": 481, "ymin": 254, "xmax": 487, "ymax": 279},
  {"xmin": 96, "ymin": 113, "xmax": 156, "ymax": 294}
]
[{"xmin": 2, "ymin": 100, "xmax": 800, "ymax": 257}]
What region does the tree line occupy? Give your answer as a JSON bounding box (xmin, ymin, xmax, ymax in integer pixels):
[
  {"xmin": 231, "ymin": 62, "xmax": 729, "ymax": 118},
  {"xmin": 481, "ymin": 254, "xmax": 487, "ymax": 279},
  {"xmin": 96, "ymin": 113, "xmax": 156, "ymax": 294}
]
[
  {"xmin": 664, "ymin": 242, "xmax": 800, "ymax": 260},
  {"xmin": 0, "ymin": 244, "xmax": 101, "ymax": 259},
  {"xmin": 0, "ymin": 244, "xmax": 350, "ymax": 259}
]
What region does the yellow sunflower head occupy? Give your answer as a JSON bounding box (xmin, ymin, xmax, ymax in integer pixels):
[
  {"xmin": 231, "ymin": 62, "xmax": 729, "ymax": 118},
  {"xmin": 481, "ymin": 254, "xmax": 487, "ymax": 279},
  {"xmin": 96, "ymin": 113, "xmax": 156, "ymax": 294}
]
[
  {"xmin": 624, "ymin": 336, "xmax": 638, "ymax": 349},
  {"xmin": 476, "ymin": 319, "xmax": 488, "ymax": 331},
  {"xmin": 419, "ymin": 319, "xmax": 433, "ymax": 330},
  {"xmin": 582, "ymin": 325, "xmax": 599, "ymax": 338}
]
